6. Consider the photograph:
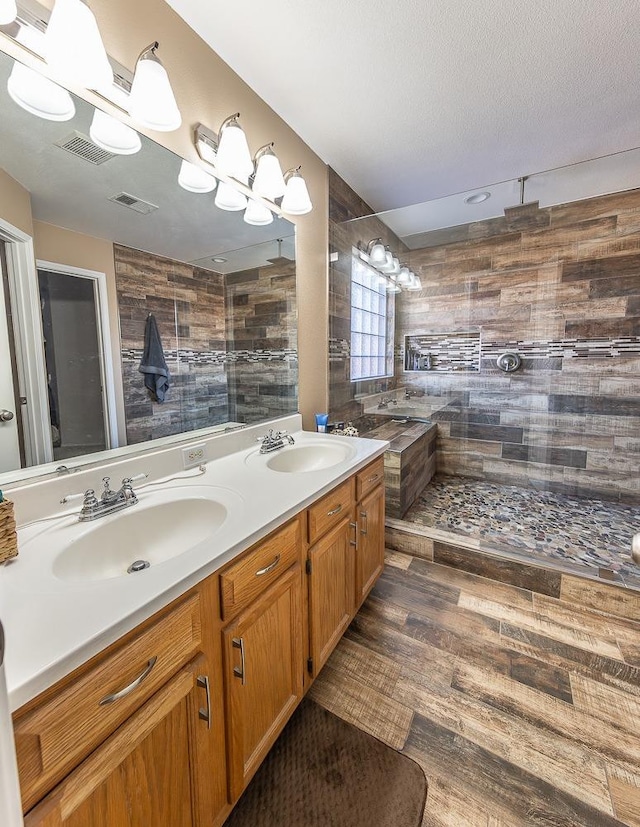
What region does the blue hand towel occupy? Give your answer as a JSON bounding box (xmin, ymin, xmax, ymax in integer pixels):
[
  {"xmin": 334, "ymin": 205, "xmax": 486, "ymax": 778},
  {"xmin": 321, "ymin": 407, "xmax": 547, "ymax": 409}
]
[{"xmin": 139, "ymin": 314, "xmax": 170, "ymax": 403}]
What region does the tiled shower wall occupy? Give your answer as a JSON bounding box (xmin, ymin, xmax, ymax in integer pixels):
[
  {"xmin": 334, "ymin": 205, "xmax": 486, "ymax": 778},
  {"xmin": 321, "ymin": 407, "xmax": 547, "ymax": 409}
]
[
  {"xmin": 398, "ymin": 191, "xmax": 640, "ymax": 502},
  {"xmin": 329, "ymin": 168, "xmax": 407, "ymax": 422},
  {"xmin": 115, "ymin": 244, "xmax": 228, "ymax": 444}
]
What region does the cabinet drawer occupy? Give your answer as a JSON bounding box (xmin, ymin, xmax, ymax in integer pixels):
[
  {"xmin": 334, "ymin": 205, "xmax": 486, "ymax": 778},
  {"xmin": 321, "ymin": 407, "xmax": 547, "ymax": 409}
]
[
  {"xmin": 15, "ymin": 593, "xmax": 202, "ymax": 813},
  {"xmin": 307, "ymin": 478, "xmax": 354, "ymax": 545},
  {"xmin": 356, "ymin": 457, "xmax": 385, "ymax": 501},
  {"xmin": 220, "ymin": 517, "xmax": 301, "ymax": 621}
]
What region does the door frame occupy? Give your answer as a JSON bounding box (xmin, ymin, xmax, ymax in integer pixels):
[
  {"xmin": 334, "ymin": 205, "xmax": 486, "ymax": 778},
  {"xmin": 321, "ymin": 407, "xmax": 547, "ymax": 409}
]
[
  {"xmin": 37, "ymin": 259, "xmax": 119, "ymax": 454},
  {"xmin": 0, "ymin": 216, "xmax": 52, "ymax": 466}
]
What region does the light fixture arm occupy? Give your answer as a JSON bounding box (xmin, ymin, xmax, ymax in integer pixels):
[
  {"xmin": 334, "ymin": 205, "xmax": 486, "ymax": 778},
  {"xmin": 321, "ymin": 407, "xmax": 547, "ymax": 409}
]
[
  {"xmin": 221, "ymin": 112, "xmax": 241, "ymax": 130},
  {"xmin": 518, "ymin": 175, "xmax": 528, "ymax": 206},
  {"xmin": 254, "ymin": 142, "xmax": 276, "ymax": 162}
]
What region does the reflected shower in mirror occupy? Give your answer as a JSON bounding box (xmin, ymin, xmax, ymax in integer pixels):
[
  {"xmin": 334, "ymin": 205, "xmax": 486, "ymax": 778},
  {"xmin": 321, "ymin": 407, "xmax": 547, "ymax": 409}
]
[{"xmin": 0, "ymin": 47, "xmax": 297, "ymax": 481}]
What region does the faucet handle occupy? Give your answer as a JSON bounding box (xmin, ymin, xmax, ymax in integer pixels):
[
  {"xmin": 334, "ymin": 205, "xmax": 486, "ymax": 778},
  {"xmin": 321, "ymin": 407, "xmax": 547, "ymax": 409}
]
[
  {"xmin": 60, "ymin": 488, "xmax": 96, "ymax": 505},
  {"xmin": 101, "ymin": 477, "xmax": 116, "ymax": 499}
]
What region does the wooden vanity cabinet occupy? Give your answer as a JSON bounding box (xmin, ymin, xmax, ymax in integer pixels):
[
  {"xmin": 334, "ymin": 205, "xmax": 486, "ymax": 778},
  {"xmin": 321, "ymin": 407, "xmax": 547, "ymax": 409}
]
[
  {"xmin": 355, "ymin": 458, "xmax": 386, "ymax": 607},
  {"xmin": 220, "ymin": 516, "xmax": 304, "ymax": 801}
]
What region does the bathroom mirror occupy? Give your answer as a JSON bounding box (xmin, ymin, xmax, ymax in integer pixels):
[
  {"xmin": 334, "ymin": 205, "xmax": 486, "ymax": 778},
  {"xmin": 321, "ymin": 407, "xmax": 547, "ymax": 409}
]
[{"xmin": 0, "ymin": 47, "xmax": 297, "ymax": 484}]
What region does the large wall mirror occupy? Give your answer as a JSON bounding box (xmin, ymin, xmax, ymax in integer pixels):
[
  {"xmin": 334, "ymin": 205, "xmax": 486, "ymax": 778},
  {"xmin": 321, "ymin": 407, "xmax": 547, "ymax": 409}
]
[{"xmin": 0, "ymin": 47, "xmax": 297, "ymax": 485}]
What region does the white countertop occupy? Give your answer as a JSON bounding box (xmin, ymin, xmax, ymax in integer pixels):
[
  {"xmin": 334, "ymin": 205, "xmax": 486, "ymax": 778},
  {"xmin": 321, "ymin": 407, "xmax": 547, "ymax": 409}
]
[{"xmin": 0, "ymin": 426, "xmax": 386, "ymax": 712}]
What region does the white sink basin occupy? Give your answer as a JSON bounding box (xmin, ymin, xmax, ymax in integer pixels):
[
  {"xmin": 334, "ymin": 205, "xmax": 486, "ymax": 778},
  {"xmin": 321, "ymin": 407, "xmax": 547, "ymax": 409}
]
[
  {"xmin": 246, "ymin": 437, "xmax": 356, "ymax": 473},
  {"xmin": 20, "ymin": 485, "xmax": 242, "ymax": 584}
]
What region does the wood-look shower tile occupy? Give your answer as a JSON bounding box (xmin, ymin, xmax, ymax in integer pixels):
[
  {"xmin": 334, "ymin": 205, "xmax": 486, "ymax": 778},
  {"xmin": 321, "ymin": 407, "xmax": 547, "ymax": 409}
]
[
  {"xmin": 384, "ymin": 524, "xmax": 434, "ymax": 560},
  {"xmin": 508, "ymin": 651, "xmax": 574, "ymax": 703},
  {"xmin": 607, "ymin": 764, "xmax": 640, "ymax": 827},
  {"xmin": 533, "ymin": 592, "xmax": 640, "ymax": 641},
  {"xmin": 307, "ymin": 664, "xmax": 413, "ymax": 751},
  {"xmin": 570, "ymin": 673, "xmax": 640, "ymax": 735},
  {"xmin": 617, "ymin": 633, "xmax": 640, "ymax": 667},
  {"xmin": 403, "ymin": 712, "xmax": 622, "ymax": 826},
  {"xmin": 373, "ymin": 563, "xmax": 461, "ymax": 608},
  {"xmin": 408, "ymin": 557, "xmax": 535, "ymax": 611},
  {"xmin": 560, "ymin": 575, "xmax": 640, "ymax": 622},
  {"xmin": 396, "ymin": 663, "xmax": 614, "ymax": 815},
  {"xmin": 322, "ymin": 636, "xmax": 401, "ymax": 697},
  {"xmin": 451, "ymin": 662, "xmax": 640, "ymax": 778},
  {"xmin": 459, "ymin": 592, "xmax": 625, "ymax": 659}
]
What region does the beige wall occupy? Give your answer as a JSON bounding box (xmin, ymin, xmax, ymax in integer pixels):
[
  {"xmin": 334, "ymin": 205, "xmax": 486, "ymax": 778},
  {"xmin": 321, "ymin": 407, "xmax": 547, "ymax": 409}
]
[
  {"xmin": 33, "ymin": 221, "xmax": 126, "ymax": 444},
  {"xmin": 0, "ymin": 167, "xmax": 33, "ymax": 237},
  {"xmin": 0, "ymin": 0, "xmax": 330, "ymax": 429}
]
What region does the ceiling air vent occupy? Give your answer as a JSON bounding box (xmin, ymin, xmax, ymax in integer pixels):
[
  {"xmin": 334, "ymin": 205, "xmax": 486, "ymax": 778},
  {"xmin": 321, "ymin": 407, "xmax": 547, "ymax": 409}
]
[
  {"xmin": 54, "ymin": 131, "xmax": 115, "ymax": 165},
  {"xmin": 109, "ymin": 192, "xmax": 159, "ymax": 215}
]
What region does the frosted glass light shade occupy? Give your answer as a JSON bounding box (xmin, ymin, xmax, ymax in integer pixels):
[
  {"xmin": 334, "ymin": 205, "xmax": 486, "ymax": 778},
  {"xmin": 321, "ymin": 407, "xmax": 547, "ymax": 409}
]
[
  {"xmin": 214, "ymin": 180, "xmax": 248, "ymax": 211},
  {"xmin": 0, "ymin": 0, "xmax": 17, "ymax": 25},
  {"xmin": 178, "ymin": 160, "xmax": 217, "ymax": 193},
  {"xmin": 244, "ymin": 198, "xmax": 273, "ymax": 226},
  {"xmin": 397, "ymin": 266, "xmax": 412, "ymax": 285},
  {"xmin": 129, "ymin": 46, "xmax": 181, "ymax": 132},
  {"xmin": 7, "ymin": 59, "xmax": 75, "ymax": 121},
  {"xmin": 216, "ymin": 117, "xmax": 253, "ymax": 180},
  {"xmin": 377, "ymin": 249, "xmax": 394, "ymax": 273},
  {"xmin": 90, "ymin": 109, "xmax": 141, "ymax": 155},
  {"xmin": 369, "ymin": 239, "xmax": 386, "ymax": 265},
  {"xmin": 44, "ymin": 0, "xmax": 113, "ymax": 91},
  {"xmin": 252, "ymin": 148, "xmax": 285, "ymax": 199},
  {"xmin": 281, "ymin": 170, "xmax": 312, "ymax": 215}
]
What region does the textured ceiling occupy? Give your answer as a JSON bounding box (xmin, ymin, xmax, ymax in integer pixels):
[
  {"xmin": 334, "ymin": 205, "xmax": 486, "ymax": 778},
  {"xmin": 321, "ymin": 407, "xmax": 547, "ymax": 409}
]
[{"xmin": 166, "ymin": 0, "xmax": 640, "ymax": 213}]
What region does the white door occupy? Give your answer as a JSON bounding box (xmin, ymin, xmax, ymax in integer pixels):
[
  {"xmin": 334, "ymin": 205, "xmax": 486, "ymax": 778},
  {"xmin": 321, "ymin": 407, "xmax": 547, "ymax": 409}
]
[{"xmin": 0, "ymin": 247, "xmax": 21, "ymax": 473}]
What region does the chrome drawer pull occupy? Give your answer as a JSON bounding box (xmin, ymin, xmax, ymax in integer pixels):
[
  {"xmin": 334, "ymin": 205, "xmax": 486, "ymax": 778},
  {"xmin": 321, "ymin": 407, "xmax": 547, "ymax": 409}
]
[
  {"xmin": 99, "ymin": 656, "xmax": 158, "ymax": 706},
  {"xmin": 197, "ymin": 675, "xmax": 211, "ymax": 729},
  {"xmin": 232, "ymin": 637, "xmax": 246, "ymax": 685},
  {"xmin": 368, "ymin": 473, "xmax": 380, "ymax": 482},
  {"xmin": 327, "ymin": 504, "xmax": 343, "ymax": 516},
  {"xmin": 255, "ymin": 554, "xmax": 280, "ymax": 577},
  {"xmin": 361, "ymin": 509, "xmax": 368, "ymax": 536},
  {"xmin": 349, "ymin": 521, "xmax": 358, "ymax": 549}
]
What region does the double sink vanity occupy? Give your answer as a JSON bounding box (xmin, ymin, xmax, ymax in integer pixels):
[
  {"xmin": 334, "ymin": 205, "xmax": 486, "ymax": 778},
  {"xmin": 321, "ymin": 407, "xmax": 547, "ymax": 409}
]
[{"xmin": 0, "ymin": 414, "xmax": 387, "ymax": 826}]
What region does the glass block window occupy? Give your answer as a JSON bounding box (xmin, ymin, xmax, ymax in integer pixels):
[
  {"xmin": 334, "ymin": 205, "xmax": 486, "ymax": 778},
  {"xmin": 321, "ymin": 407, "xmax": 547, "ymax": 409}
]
[{"xmin": 350, "ymin": 256, "xmax": 394, "ymax": 381}]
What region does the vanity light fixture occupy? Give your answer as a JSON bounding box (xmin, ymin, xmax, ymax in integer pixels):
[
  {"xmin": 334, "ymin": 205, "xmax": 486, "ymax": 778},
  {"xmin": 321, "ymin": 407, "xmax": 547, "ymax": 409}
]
[
  {"xmin": 0, "ymin": 0, "xmax": 17, "ymax": 25},
  {"xmin": 406, "ymin": 274, "xmax": 422, "ymax": 290},
  {"xmin": 281, "ymin": 166, "xmax": 312, "ymax": 215},
  {"xmin": 214, "ymin": 179, "xmax": 248, "ymax": 211},
  {"xmin": 177, "ymin": 160, "xmax": 217, "ymax": 193},
  {"xmin": 128, "ymin": 42, "xmax": 181, "ymax": 132},
  {"xmin": 215, "ymin": 114, "xmax": 254, "ymax": 180},
  {"xmin": 90, "ymin": 108, "xmax": 141, "ymax": 155},
  {"xmin": 43, "ymin": 0, "xmax": 112, "ymax": 91},
  {"xmin": 397, "ymin": 265, "xmax": 413, "ymax": 285},
  {"xmin": 367, "ymin": 238, "xmax": 387, "ymax": 266},
  {"xmin": 7, "ymin": 28, "xmax": 76, "ymax": 121},
  {"xmin": 244, "ymin": 197, "xmax": 274, "ymax": 226},
  {"xmin": 252, "ymin": 143, "xmax": 286, "ymax": 200}
]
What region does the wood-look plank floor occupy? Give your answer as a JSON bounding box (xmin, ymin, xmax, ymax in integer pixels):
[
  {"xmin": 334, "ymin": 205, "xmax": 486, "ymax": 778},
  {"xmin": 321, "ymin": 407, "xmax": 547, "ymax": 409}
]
[{"xmin": 308, "ymin": 552, "xmax": 640, "ymax": 827}]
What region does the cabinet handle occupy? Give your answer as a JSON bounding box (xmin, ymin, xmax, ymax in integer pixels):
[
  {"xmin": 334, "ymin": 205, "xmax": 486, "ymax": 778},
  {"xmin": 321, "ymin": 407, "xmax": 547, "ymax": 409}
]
[
  {"xmin": 327, "ymin": 503, "xmax": 343, "ymax": 516},
  {"xmin": 349, "ymin": 521, "xmax": 358, "ymax": 549},
  {"xmin": 255, "ymin": 554, "xmax": 280, "ymax": 577},
  {"xmin": 232, "ymin": 637, "xmax": 246, "ymax": 685},
  {"xmin": 98, "ymin": 656, "xmax": 158, "ymax": 706},
  {"xmin": 197, "ymin": 675, "xmax": 211, "ymax": 729},
  {"xmin": 360, "ymin": 509, "xmax": 368, "ymax": 536},
  {"xmin": 368, "ymin": 473, "xmax": 380, "ymax": 483}
]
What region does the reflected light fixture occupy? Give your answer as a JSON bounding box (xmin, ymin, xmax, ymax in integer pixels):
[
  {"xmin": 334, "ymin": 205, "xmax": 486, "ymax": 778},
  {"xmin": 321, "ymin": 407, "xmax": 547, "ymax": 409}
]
[
  {"xmin": 90, "ymin": 108, "xmax": 141, "ymax": 155},
  {"xmin": 7, "ymin": 28, "xmax": 75, "ymax": 121},
  {"xmin": 215, "ymin": 114, "xmax": 253, "ymax": 180},
  {"xmin": 244, "ymin": 198, "xmax": 274, "ymax": 226},
  {"xmin": 178, "ymin": 159, "xmax": 217, "ymax": 193},
  {"xmin": 128, "ymin": 41, "xmax": 181, "ymax": 132},
  {"xmin": 367, "ymin": 238, "xmax": 386, "ymax": 265},
  {"xmin": 281, "ymin": 166, "xmax": 312, "ymax": 215},
  {"xmin": 214, "ymin": 179, "xmax": 248, "ymax": 211},
  {"xmin": 252, "ymin": 143, "xmax": 286, "ymax": 200},
  {"xmin": 0, "ymin": 0, "xmax": 17, "ymax": 25},
  {"xmin": 44, "ymin": 0, "xmax": 112, "ymax": 91}
]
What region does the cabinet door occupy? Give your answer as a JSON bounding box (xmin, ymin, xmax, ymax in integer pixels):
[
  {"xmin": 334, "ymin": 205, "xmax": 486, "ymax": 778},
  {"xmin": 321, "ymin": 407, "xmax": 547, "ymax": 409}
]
[
  {"xmin": 223, "ymin": 565, "xmax": 303, "ymax": 801},
  {"xmin": 24, "ymin": 659, "xmax": 220, "ymax": 827},
  {"xmin": 357, "ymin": 484, "xmax": 385, "ymax": 606},
  {"xmin": 308, "ymin": 517, "xmax": 355, "ymax": 678}
]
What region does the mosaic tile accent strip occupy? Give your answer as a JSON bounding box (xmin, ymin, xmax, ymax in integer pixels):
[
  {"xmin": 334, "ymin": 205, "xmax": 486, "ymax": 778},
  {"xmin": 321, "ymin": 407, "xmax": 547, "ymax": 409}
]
[
  {"xmin": 121, "ymin": 348, "xmax": 298, "ymax": 365},
  {"xmin": 404, "ymin": 476, "xmax": 640, "ymax": 587},
  {"xmin": 329, "ymin": 338, "xmax": 350, "ymax": 361},
  {"xmin": 403, "ymin": 331, "xmax": 481, "ymax": 372},
  {"xmin": 480, "ymin": 336, "xmax": 640, "ymax": 359}
]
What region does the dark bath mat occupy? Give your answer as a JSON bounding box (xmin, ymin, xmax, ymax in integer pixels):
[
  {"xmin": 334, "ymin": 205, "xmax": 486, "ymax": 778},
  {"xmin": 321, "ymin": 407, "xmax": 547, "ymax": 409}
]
[{"xmin": 224, "ymin": 698, "xmax": 428, "ymax": 827}]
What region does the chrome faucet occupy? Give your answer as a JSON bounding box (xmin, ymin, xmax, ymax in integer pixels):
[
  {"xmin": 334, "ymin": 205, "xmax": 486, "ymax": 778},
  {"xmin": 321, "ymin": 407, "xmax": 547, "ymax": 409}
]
[
  {"xmin": 61, "ymin": 474, "xmax": 146, "ymax": 521},
  {"xmin": 258, "ymin": 430, "xmax": 295, "ymax": 454},
  {"xmin": 377, "ymin": 396, "xmax": 397, "ymax": 409}
]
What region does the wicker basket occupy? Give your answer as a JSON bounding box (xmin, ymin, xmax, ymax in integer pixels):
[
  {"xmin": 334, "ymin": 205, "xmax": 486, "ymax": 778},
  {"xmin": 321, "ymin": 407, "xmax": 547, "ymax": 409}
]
[{"xmin": 0, "ymin": 499, "xmax": 18, "ymax": 563}]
